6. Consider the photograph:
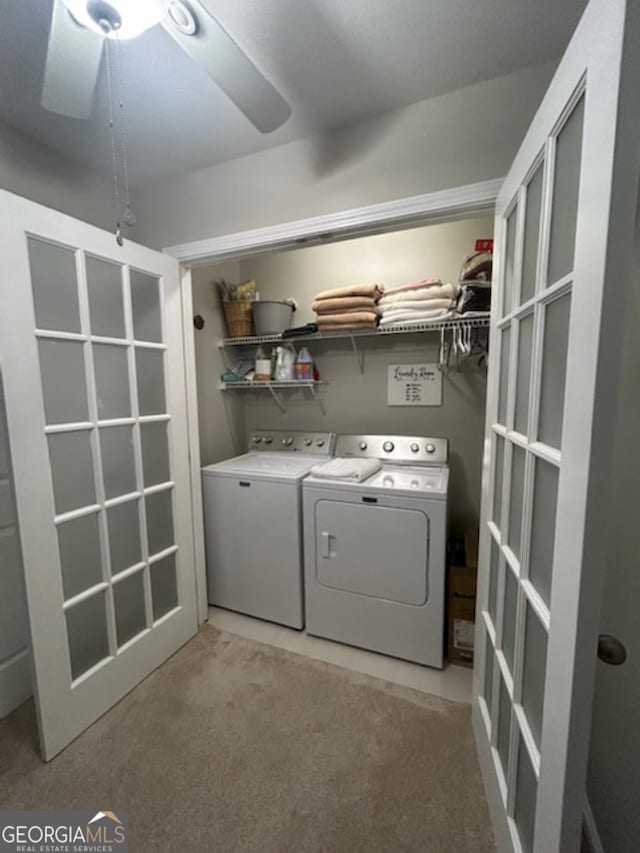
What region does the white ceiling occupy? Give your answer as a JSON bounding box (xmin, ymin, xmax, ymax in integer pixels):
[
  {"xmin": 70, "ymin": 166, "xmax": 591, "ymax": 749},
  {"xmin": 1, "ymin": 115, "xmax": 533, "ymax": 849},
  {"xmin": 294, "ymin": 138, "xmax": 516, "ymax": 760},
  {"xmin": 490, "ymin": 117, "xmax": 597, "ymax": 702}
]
[{"xmin": 0, "ymin": 0, "xmax": 586, "ymax": 187}]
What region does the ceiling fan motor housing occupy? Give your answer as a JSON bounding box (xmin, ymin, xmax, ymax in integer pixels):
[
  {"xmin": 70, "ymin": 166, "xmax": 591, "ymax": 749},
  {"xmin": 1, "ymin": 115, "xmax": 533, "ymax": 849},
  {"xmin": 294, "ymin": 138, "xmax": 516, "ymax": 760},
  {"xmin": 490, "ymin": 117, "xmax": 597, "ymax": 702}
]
[
  {"xmin": 61, "ymin": 0, "xmax": 171, "ymax": 40},
  {"xmin": 86, "ymin": 0, "xmax": 122, "ymax": 34}
]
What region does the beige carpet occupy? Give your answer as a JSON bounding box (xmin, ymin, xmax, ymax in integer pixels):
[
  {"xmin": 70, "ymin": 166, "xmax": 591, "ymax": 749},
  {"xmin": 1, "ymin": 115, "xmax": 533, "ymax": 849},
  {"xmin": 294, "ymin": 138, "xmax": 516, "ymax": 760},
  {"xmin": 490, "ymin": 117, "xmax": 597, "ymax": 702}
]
[{"xmin": 0, "ymin": 627, "xmax": 494, "ymax": 852}]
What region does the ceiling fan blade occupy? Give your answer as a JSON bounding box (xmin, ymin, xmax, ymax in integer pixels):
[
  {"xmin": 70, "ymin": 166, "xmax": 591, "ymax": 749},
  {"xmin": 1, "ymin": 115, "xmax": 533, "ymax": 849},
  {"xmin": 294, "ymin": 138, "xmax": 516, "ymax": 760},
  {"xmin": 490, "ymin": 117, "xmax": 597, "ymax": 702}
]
[
  {"xmin": 41, "ymin": 0, "xmax": 104, "ymax": 119},
  {"xmin": 163, "ymin": 1, "xmax": 291, "ymax": 133}
]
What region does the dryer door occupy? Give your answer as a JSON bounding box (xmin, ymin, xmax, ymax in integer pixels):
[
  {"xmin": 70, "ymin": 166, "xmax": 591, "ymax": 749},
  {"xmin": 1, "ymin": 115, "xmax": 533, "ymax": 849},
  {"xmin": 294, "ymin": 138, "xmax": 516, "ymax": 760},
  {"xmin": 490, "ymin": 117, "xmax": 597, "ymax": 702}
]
[{"xmin": 315, "ymin": 499, "xmax": 429, "ymax": 605}]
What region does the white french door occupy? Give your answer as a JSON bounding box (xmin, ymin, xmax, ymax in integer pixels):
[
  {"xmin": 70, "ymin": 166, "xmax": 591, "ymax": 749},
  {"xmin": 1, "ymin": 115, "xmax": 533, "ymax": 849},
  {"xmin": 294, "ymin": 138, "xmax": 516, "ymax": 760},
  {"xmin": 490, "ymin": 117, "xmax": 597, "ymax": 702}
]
[
  {"xmin": 473, "ymin": 1, "xmax": 639, "ymax": 851},
  {"xmin": 0, "ymin": 191, "xmax": 198, "ymax": 760}
]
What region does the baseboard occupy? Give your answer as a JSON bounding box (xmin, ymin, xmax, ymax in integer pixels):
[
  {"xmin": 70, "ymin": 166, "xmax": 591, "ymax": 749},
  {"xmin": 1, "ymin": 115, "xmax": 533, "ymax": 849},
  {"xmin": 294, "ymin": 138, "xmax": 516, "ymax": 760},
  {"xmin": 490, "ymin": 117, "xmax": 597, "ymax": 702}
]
[
  {"xmin": 582, "ymin": 799, "xmax": 604, "ymax": 853},
  {"xmin": 0, "ymin": 647, "xmax": 32, "ymax": 718}
]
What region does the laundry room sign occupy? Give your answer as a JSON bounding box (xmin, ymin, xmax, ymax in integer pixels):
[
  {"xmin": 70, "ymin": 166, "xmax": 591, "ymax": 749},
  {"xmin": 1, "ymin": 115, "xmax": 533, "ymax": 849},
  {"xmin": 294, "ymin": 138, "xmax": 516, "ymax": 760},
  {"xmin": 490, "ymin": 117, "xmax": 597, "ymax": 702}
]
[{"xmin": 387, "ymin": 363, "xmax": 442, "ymax": 406}]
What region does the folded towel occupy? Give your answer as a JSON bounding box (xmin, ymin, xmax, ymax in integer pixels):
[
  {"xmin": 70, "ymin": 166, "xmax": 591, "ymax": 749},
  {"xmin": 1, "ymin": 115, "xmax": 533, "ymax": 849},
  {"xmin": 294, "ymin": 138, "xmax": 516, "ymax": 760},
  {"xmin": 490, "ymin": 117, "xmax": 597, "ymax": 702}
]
[
  {"xmin": 379, "ymin": 309, "xmax": 451, "ymax": 327},
  {"xmin": 312, "ymin": 296, "xmax": 379, "ymax": 313},
  {"xmin": 314, "ymin": 283, "xmax": 384, "ymax": 301},
  {"xmin": 317, "ymin": 321, "xmax": 378, "ymax": 332},
  {"xmin": 315, "ymin": 310, "xmax": 379, "ymax": 326},
  {"xmin": 310, "ymin": 457, "xmax": 382, "ymax": 482},
  {"xmin": 380, "ymin": 298, "xmax": 454, "ymax": 315},
  {"xmin": 379, "ymin": 283, "xmax": 459, "ymax": 306},
  {"xmin": 317, "ymin": 307, "xmax": 381, "ymax": 318},
  {"xmin": 382, "ymin": 278, "xmax": 443, "ymax": 296}
]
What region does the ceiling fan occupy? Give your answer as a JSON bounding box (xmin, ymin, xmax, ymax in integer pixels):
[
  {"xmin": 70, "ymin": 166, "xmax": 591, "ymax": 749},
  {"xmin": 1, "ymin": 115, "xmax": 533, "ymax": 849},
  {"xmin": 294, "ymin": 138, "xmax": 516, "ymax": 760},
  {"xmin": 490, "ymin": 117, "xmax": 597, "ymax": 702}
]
[{"xmin": 41, "ymin": 0, "xmax": 292, "ymax": 133}]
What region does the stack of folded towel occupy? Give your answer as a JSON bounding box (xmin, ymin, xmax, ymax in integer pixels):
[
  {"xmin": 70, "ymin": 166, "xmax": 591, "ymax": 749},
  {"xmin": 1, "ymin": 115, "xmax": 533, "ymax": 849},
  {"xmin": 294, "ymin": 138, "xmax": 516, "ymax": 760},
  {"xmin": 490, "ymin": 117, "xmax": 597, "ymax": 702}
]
[
  {"xmin": 378, "ymin": 279, "xmax": 460, "ymax": 327},
  {"xmin": 312, "ymin": 283, "xmax": 384, "ymax": 332}
]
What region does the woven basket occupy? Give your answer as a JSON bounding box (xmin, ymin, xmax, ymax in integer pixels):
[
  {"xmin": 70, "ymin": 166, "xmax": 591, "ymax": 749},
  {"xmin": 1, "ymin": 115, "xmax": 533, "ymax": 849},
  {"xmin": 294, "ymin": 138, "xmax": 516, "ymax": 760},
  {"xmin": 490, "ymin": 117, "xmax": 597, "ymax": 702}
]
[{"xmin": 222, "ymin": 300, "xmax": 255, "ymax": 338}]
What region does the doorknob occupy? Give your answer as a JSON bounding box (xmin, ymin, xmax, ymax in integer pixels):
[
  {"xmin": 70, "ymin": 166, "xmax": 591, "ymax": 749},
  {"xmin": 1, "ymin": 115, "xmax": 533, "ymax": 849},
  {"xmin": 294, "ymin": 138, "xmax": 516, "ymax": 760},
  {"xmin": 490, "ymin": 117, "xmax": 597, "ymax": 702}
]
[{"xmin": 597, "ymin": 634, "xmax": 627, "ymax": 666}]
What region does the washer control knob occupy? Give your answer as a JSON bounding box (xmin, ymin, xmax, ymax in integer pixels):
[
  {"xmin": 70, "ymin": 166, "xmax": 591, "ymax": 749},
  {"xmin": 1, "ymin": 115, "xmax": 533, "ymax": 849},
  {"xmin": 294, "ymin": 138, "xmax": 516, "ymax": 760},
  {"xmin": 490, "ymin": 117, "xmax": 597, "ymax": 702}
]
[
  {"xmin": 410, "ymin": 443, "xmax": 420, "ymax": 453},
  {"xmin": 252, "ymin": 435, "xmax": 261, "ymax": 444},
  {"xmin": 304, "ymin": 438, "xmax": 313, "ymax": 447},
  {"xmin": 382, "ymin": 440, "xmax": 395, "ymax": 453},
  {"xmin": 426, "ymin": 443, "xmax": 436, "ymax": 454},
  {"xmin": 359, "ymin": 441, "xmax": 368, "ymax": 451},
  {"xmin": 282, "ymin": 436, "xmax": 294, "ymax": 447},
  {"xmin": 316, "ymin": 438, "xmax": 325, "ymax": 447},
  {"xmin": 262, "ymin": 436, "xmax": 272, "ymax": 444}
]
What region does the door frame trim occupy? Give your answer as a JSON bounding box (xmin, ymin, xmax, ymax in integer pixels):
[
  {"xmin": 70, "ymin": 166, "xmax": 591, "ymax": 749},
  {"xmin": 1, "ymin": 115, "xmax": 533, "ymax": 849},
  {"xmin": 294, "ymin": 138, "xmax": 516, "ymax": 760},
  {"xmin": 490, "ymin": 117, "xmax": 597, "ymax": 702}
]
[
  {"xmin": 164, "ymin": 178, "xmax": 503, "ymax": 265},
  {"xmin": 179, "ymin": 267, "xmax": 208, "ymax": 624}
]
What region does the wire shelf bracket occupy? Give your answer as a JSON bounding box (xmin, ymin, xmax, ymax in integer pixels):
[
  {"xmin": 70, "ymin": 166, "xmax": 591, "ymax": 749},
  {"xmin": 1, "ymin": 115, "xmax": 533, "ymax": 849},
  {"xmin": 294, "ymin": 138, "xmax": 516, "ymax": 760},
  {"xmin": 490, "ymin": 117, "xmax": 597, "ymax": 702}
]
[{"xmin": 350, "ymin": 334, "xmax": 365, "ymax": 374}]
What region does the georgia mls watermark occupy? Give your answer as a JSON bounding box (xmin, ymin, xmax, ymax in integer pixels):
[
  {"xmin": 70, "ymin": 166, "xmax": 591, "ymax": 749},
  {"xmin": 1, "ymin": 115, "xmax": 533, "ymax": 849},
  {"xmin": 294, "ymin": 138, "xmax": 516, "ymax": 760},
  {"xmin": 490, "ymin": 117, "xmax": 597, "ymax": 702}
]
[{"xmin": 0, "ymin": 811, "xmax": 127, "ymax": 853}]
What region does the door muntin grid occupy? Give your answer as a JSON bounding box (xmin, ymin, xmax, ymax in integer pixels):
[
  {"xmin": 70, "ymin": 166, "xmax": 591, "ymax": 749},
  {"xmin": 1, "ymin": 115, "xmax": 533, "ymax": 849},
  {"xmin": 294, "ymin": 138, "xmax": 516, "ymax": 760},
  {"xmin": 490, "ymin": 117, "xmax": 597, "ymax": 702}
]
[
  {"xmin": 29, "ymin": 240, "xmax": 180, "ymax": 684},
  {"xmin": 479, "ymin": 87, "xmax": 584, "ymax": 852}
]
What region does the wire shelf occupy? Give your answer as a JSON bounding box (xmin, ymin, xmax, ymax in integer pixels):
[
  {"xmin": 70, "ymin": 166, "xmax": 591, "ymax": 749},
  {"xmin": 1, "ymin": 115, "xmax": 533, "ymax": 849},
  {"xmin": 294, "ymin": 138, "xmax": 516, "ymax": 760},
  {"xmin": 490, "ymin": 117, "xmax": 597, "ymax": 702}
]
[
  {"xmin": 218, "ymin": 315, "xmax": 491, "ymax": 347},
  {"xmin": 218, "ymin": 379, "xmax": 328, "ymax": 413},
  {"xmin": 218, "ymin": 380, "xmax": 326, "ymax": 390}
]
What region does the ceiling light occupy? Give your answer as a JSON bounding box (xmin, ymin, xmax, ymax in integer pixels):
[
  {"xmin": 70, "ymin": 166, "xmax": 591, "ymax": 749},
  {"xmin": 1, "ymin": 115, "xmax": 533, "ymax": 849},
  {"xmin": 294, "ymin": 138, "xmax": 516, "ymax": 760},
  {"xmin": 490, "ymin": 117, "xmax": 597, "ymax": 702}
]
[{"xmin": 61, "ymin": 0, "xmax": 171, "ymax": 40}]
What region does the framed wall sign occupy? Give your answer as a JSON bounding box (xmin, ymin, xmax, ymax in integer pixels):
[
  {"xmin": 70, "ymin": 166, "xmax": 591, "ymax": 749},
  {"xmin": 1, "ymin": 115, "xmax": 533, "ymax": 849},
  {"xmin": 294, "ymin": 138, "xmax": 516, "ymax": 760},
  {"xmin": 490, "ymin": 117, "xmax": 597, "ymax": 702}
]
[{"xmin": 387, "ymin": 363, "xmax": 442, "ymax": 406}]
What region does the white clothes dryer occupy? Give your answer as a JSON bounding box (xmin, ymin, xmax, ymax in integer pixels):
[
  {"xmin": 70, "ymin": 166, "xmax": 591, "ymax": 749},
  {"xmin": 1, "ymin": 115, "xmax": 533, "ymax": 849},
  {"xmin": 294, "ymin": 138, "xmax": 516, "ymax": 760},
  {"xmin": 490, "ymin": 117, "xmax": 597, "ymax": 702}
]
[
  {"xmin": 303, "ymin": 434, "xmax": 449, "ymax": 667},
  {"xmin": 202, "ymin": 430, "xmax": 334, "ymax": 629}
]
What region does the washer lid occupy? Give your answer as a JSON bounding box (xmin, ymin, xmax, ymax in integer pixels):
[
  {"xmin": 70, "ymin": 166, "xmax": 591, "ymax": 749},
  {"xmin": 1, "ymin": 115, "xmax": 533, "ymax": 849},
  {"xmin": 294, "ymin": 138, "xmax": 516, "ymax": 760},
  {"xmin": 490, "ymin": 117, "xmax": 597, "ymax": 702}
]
[{"xmin": 202, "ymin": 452, "xmax": 324, "ymax": 482}]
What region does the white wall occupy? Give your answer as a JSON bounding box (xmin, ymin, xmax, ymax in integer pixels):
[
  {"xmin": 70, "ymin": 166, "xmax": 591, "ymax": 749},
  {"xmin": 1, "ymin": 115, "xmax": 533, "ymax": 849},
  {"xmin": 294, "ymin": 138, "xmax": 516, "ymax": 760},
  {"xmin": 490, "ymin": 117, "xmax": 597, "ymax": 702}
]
[
  {"xmin": 194, "ymin": 217, "xmax": 492, "ymax": 534},
  {"xmin": 242, "ymin": 216, "xmax": 493, "ymax": 325},
  {"xmin": 135, "ymin": 62, "xmax": 554, "ymax": 250},
  {"xmin": 586, "ymin": 196, "xmax": 640, "ymax": 853},
  {"xmin": 0, "ymin": 373, "xmax": 32, "ymax": 718},
  {"xmin": 0, "ymin": 121, "xmax": 116, "ymax": 232},
  {"xmin": 191, "ymin": 261, "xmax": 247, "ymax": 466}
]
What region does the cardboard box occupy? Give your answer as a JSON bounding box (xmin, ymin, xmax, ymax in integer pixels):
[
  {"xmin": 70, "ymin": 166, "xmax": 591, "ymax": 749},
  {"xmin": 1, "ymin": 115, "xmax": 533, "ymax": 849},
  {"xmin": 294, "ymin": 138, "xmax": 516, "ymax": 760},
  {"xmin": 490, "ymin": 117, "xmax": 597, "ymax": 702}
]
[{"xmin": 447, "ymin": 531, "xmax": 479, "ymax": 667}]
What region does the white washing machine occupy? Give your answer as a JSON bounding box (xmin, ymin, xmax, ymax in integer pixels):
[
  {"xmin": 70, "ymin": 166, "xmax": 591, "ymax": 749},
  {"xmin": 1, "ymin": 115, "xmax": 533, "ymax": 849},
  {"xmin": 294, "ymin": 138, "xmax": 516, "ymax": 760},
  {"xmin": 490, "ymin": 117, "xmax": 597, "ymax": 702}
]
[
  {"xmin": 303, "ymin": 434, "xmax": 449, "ymax": 667},
  {"xmin": 202, "ymin": 430, "xmax": 335, "ymax": 628}
]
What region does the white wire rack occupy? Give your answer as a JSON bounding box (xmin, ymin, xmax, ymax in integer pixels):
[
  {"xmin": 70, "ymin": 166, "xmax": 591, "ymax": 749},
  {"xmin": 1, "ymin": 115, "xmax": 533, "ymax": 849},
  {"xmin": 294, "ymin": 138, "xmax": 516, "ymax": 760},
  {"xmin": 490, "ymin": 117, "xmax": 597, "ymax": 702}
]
[
  {"xmin": 217, "ymin": 315, "xmax": 491, "ymax": 348},
  {"xmin": 218, "ymin": 380, "xmax": 327, "ymax": 414},
  {"xmin": 218, "ymin": 380, "xmax": 325, "ymax": 389}
]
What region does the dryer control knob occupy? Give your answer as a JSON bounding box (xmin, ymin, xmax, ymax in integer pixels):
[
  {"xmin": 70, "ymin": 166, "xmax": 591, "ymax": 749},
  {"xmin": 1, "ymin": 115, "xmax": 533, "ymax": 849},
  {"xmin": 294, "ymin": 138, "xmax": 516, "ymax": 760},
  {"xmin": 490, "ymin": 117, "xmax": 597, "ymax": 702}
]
[
  {"xmin": 282, "ymin": 436, "xmax": 294, "ymax": 446},
  {"xmin": 410, "ymin": 443, "xmax": 420, "ymax": 453},
  {"xmin": 426, "ymin": 443, "xmax": 436, "ymax": 454},
  {"xmin": 383, "ymin": 441, "xmax": 395, "ymax": 452},
  {"xmin": 315, "ymin": 438, "xmax": 325, "ymax": 447},
  {"xmin": 262, "ymin": 436, "xmax": 272, "ymax": 444},
  {"xmin": 304, "ymin": 438, "xmax": 313, "ymax": 446},
  {"xmin": 252, "ymin": 436, "xmax": 261, "ymax": 444},
  {"xmin": 359, "ymin": 441, "xmax": 368, "ymax": 451}
]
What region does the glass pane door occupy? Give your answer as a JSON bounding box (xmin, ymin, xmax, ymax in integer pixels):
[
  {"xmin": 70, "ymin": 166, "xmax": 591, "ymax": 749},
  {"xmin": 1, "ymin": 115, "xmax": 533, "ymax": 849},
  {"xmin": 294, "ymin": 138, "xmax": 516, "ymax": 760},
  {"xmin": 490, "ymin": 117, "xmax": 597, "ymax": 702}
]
[
  {"xmin": 480, "ymin": 98, "xmax": 583, "ymax": 853},
  {"xmin": 0, "ymin": 192, "xmax": 197, "ymax": 759},
  {"xmin": 473, "ymin": 2, "xmax": 634, "ymax": 849}
]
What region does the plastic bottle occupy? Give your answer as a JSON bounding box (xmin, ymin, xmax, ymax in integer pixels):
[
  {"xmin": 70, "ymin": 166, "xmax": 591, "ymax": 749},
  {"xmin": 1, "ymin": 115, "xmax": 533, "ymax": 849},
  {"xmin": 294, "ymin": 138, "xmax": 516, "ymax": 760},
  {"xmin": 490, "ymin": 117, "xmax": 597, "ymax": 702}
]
[
  {"xmin": 254, "ymin": 346, "xmax": 271, "ymax": 381},
  {"xmin": 295, "ymin": 347, "xmax": 313, "ymax": 381},
  {"xmin": 275, "ymin": 345, "xmax": 296, "ymax": 381}
]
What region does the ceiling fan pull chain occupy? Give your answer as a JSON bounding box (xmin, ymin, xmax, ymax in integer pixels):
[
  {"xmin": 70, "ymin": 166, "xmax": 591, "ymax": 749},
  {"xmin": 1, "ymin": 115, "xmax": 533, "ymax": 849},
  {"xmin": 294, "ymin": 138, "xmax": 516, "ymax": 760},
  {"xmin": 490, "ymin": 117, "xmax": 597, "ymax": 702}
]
[
  {"xmin": 114, "ymin": 34, "xmax": 136, "ymax": 228},
  {"xmin": 104, "ymin": 36, "xmax": 123, "ymax": 245}
]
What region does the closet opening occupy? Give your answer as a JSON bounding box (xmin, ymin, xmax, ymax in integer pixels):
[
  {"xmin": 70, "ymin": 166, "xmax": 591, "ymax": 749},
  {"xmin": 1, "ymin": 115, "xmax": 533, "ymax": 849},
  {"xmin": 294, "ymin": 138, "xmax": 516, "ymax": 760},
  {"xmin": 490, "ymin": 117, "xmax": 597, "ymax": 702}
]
[{"xmin": 189, "ymin": 209, "xmax": 494, "ymax": 684}]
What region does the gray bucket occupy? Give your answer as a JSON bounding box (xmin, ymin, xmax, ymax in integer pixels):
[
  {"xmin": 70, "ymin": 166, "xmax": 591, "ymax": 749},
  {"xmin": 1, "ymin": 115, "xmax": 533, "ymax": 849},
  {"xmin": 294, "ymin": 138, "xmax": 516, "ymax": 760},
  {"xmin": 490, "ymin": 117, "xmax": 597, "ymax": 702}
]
[{"xmin": 252, "ymin": 300, "xmax": 294, "ymax": 335}]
